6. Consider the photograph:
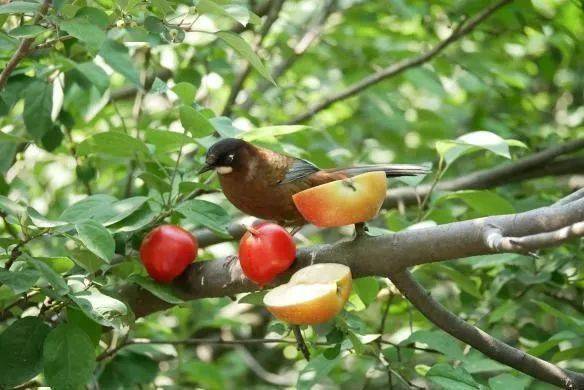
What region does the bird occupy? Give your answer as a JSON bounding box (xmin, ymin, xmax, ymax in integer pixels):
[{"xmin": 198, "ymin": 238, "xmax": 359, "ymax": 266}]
[{"xmin": 198, "ymin": 138, "xmax": 429, "ymax": 227}]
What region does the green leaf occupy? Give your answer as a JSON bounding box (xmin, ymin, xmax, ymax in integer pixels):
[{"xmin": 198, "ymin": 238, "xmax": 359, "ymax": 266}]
[
  {"xmin": 242, "ymin": 125, "xmax": 312, "ymax": 142},
  {"xmin": 150, "ymin": 77, "xmax": 168, "ymax": 93},
  {"xmin": 403, "ymin": 330, "xmax": 464, "ymax": 359},
  {"xmin": 109, "ymin": 204, "xmax": 157, "ymax": 233},
  {"xmin": 77, "ymin": 131, "xmax": 150, "ymax": 157},
  {"xmin": 99, "ymin": 40, "xmax": 141, "ymax": 86},
  {"xmin": 436, "ymin": 131, "xmax": 512, "ymax": 165},
  {"xmin": 352, "ymin": 277, "xmax": 380, "ymax": 307},
  {"xmin": 69, "ymin": 287, "xmax": 128, "ymax": 328},
  {"xmin": 0, "ymin": 2, "xmax": 40, "ymax": 14},
  {"xmin": 179, "ymin": 106, "xmax": 215, "ymax": 137},
  {"xmin": 103, "ymin": 196, "xmax": 149, "ymax": 226},
  {"xmin": 488, "ymin": 373, "xmax": 529, "ymax": 390},
  {"xmin": 532, "ymin": 300, "xmax": 584, "ymax": 330},
  {"xmin": 129, "ymin": 274, "xmax": 185, "ymax": 304},
  {"xmin": 0, "ymin": 131, "xmax": 26, "ymax": 143},
  {"xmin": 215, "ymin": 31, "xmax": 274, "ymax": 84},
  {"xmin": 436, "ymin": 190, "xmax": 515, "ymax": 216},
  {"xmin": 74, "ymin": 62, "xmax": 110, "ymax": 93},
  {"xmin": 434, "ymin": 264, "xmax": 482, "ymax": 299},
  {"xmin": 43, "ymin": 324, "xmax": 96, "ymax": 390},
  {"xmin": 36, "ymin": 256, "xmax": 75, "ymax": 274},
  {"xmin": 173, "ymin": 82, "xmax": 197, "ymax": 104},
  {"xmin": 0, "ymin": 268, "xmax": 39, "ymax": 294},
  {"xmin": 177, "ymin": 199, "xmax": 230, "ymax": 236},
  {"xmin": 458, "ymin": 131, "xmax": 510, "ymax": 158},
  {"xmin": 23, "ymin": 80, "xmax": 53, "ymax": 139},
  {"xmin": 0, "ymin": 195, "xmax": 25, "ymax": 215},
  {"xmin": 0, "ymin": 317, "xmax": 50, "ymax": 388},
  {"xmin": 8, "ymin": 25, "xmax": 47, "ymax": 38},
  {"xmin": 195, "ymin": 0, "xmax": 250, "ymax": 26},
  {"xmin": 67, "ymin": 307, "xmax": 102, "ymax": 347},
  {"xmin": 297, "ymin": 354, "xmax": 340, "ymax": 390},
  {"xmin": 60, "ymin": 194, "xmax": 117, "ymax": 223},
  {"xmin": 144, "ymin": 15, "xmax": 166, "ymax": 33},
  {"xmin": 76, "ymin": 220, "xmax": 115, "ymax": 262},
  {"xmin": 27, "ymin": 206, "xmax": 68, "ymax": 227},
  {"xmin": 61, "ymin": 18, "xmax": 106, "ymax": 51},
  {"xmin": 99, "ymin": 352, "xmax": 158, "ymax": 389},
  {"xmin": 28, "ymin": 256, "xmax": 69, "ymax": 296},
  {"xmin": 144, "ymin": 129, "xmax": 195, "ymax": 153},
  {"xmin": 426, "ymin": 363, "xmax": 480, "ymax": 390},
  {"xmin": 238, "ymin": 290, "xmax": 267, "ymax": 306},
  {"xmin": 75, "ymin": 6, "xmax": 110, "ymax": 29}
]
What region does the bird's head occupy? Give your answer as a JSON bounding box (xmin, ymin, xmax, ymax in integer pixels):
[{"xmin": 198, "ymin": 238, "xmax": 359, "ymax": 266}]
[{"xmin": 198, "ymin": 138, "xmax": 249, "ymax": 175}]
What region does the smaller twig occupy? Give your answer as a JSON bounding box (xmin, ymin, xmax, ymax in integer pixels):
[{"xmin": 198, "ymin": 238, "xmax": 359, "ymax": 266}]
[
  {"xmin": 484, "ymin": 222, "xmax": 584, "ymax": 253},
  {"xmin": 0, "ymin": 0, "xmax": 52, "ymax": 90},
  {"xmin": 97, "ymin": 336, "xmax": 323, "ymax": 361},
  {"xmin": 292, "ymin": 325, "xmax": 311, "ymax": 361},
  {"xmin": 554, "ymin": 187, "xmax": 584, "ymax": 207}
]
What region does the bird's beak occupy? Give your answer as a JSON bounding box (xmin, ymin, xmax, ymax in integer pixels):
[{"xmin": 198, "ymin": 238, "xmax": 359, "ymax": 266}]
[{"xmin": 197, "ymin": 164, "xmax": 214, "ymax": 175}]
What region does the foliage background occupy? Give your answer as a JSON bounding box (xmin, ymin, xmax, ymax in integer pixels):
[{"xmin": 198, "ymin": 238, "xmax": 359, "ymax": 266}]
[{"xmin": 0, "ymin": 0, "xmax": 582, "ymax": 388}]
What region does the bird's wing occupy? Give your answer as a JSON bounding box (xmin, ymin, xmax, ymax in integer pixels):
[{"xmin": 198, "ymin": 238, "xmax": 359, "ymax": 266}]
[{"xmin": 278, "ymin": 158, "xmax": 320, "ymax": 184}]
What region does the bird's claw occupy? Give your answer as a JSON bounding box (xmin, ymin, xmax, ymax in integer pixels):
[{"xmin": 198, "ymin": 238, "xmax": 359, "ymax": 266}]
[
  {"xmin": 354, "ymin": 222, "xmax": 369, "ymax": 240},
  {"xmin": 223, "ymin": 255, "xmax": 239, "ymax": 270}
]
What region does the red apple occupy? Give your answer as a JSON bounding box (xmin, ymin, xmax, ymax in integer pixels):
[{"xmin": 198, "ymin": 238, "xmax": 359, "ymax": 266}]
[
  {"xmin": 140, "ymin": 225, "xmax": 198, "ymax": 283},
  {"xmin": 238, "ymin": 223, "xmax": 296, "ymax": 286},
  {"xmin": 292, "ymin": 171, "xmax": 387, "ymax": 227}
]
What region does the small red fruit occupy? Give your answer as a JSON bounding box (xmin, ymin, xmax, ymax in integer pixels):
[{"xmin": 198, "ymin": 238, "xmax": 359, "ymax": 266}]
[
  {"xmin": 238, "ymin": 223, "xmax": 296, "ymax": 286},
  {"xmin": 140, "ymin": 225, "xmax": 198, "ymax": 283}
]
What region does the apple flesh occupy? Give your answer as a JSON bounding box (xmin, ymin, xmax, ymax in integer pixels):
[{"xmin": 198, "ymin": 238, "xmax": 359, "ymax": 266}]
[
  {"xmin": 263, "ymin": 263, "xmax": 352, "ymax": 325},
  {"xmin": 238, "ymin": 223, "xmax": 296, "ymax": 286},
  {"xmin": 140, "ymin": 225, "xmax": 198, "ymax": 283},
  {"xmin": 292, "ymin": 171, "xmax": 387, "ymax": 227}
]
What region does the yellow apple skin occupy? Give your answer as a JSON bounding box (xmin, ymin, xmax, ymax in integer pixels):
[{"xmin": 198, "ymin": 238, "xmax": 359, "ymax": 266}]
[{"xmin": 292, "ymin": 171, "xmax": 387, "ymax": 227}]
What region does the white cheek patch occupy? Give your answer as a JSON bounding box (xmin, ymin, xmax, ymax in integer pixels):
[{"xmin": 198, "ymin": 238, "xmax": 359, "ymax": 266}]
[{"xmin": 216, "ymin": 166, "xmax": 233, "ymax": 175}]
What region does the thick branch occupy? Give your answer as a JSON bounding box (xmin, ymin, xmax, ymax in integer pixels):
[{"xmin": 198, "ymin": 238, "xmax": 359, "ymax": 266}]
[
  {"xmin": 286, "ymin": 0, "xmax": 513, "ymax": 124},
  {"xmin": 125, "ymin": 197, "xmax": 584, "ymax": 317},
  {"xmin": 0, "ymin": 0, "xmax": 52, "ymax": 90},
  {"xmin": 389, "ymin": 270, "xmax": 584, "ymax": 389}
]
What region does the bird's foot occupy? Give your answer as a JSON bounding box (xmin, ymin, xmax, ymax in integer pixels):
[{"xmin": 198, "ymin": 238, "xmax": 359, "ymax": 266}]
[
  {"xmin": 289, "ymin": 225, "xmax": 303, "ymax": 236},
  {"xmin": 223, "ymin": 255, "xmax": 239, "ymax": 270},
  {"xmin": 354, "ymin": 222, "xmax": 369, "ymax": 240}
]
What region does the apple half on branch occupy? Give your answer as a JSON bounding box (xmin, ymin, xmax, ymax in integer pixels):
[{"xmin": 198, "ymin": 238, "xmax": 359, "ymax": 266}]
[
  {"xmin": 292, "ymin": 171, "xmax": 387, "ymax": 227},
  {"xmin": 263, "ymin": 263, "xmax": 352, "ymax": 325}
]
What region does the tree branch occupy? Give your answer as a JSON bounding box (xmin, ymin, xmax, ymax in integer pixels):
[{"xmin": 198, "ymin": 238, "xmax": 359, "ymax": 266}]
[
  {"xmin": 124, "ymin": 196, "xmax": 584, "ymax": 317},
  {"xmin": 484, "ymin": 221, "xmax": 584, "ymax": 252},
  {"xmin": 285, "ymin": 0, "xmax": 514, "ymax": 124},
  {"xmin": 96, "ymin": 336, "xmax": 325, "ymax": 361},
  {"xmin": 0, "ymin": 0, "xmax": 52, "ymax": 90},
  {"xmin": 389, "ymin": 270, "xmax": 584, "ymax": 389},
  {"xmin": 237, "ymin": 0, "xmax": 338, "ymax": 112},
  {"xmin": 385, "ymin": 139, "xmax": 584, "ymax": 208},
  {"xmin": 222, "ymin": 0, "xmax": 286, "ymax": 116}
]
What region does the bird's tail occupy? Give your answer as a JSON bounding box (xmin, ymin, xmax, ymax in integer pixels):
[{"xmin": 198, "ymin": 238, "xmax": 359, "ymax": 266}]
[{"xmin": 327, "ymin": 164, "xmax": 430, "ymax": 177}]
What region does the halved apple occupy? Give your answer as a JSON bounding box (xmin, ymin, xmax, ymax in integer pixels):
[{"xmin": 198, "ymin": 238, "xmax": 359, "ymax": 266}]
[
  {"xmin": 292, "ymin": 171, "xmax": 387, "ymax": 227},
  {"xmin": 263, "ymin": 263, "xmax": 352, "ymax": 325}
]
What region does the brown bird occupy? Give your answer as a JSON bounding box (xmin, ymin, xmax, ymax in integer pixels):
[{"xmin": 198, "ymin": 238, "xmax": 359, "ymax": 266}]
[{"xmin": 198, "ymin": 138, "xmax": 429, "ymax": 227}]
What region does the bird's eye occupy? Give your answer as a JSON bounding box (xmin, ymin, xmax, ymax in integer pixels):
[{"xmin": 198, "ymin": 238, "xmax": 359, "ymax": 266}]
[{"xmin": 225, "ymin": 154, "xmax": 234, "ymax": 163}]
